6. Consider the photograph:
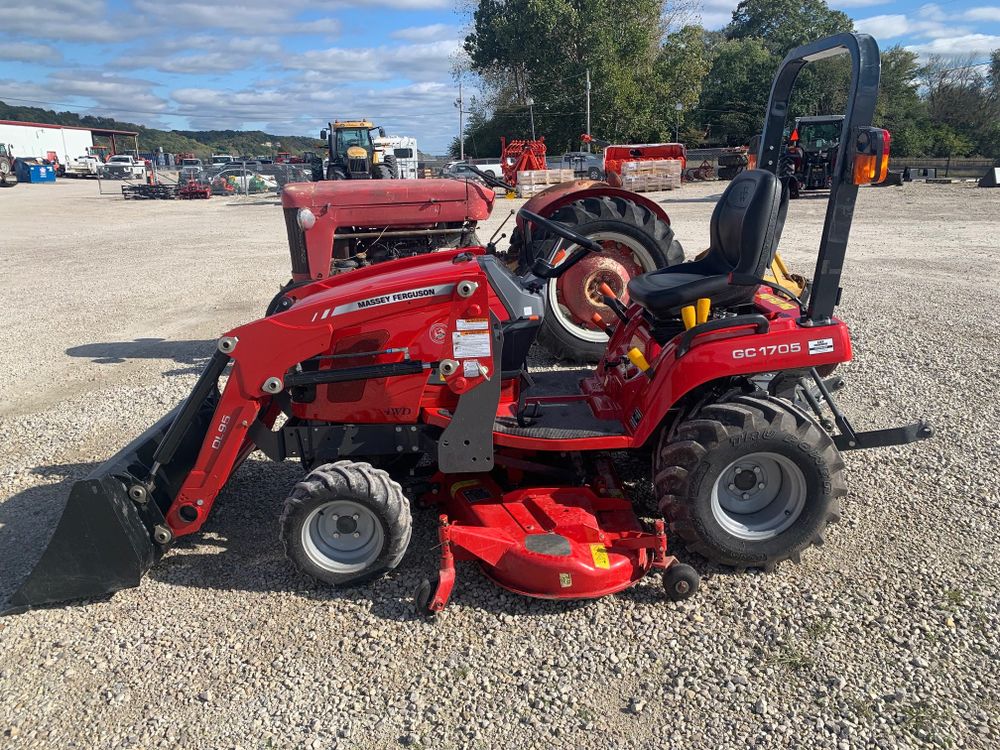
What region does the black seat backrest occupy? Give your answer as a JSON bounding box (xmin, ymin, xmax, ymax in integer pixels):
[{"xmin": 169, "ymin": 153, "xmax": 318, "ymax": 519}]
[{"xmin": 704, "ymin": 169, "xmax": 787, "ymax": 278}]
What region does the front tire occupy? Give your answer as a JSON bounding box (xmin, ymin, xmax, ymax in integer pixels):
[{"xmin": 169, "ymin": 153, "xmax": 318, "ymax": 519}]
[
  {"xmin": 280, "ymin": 460, "xmax": 411, "ymax": 586},
  {"xmin": 535, "ymin": 195, "xmax": 684, "ymax": 362},
  {"xmin": 654, "ymin": 394, "xmax": 845, "ymax": 570}
]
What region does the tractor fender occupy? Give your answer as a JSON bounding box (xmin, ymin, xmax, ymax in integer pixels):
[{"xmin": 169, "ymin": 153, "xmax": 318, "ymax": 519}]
[{"xmin": 515, "ymin": 180, "xmax": 672, "ymax": 230}]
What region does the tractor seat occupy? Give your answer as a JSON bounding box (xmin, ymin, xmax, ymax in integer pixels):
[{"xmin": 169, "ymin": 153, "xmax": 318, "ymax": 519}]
[{"xmin": 628, "ymin": 170, "xmax": 787, "ymax": 316}]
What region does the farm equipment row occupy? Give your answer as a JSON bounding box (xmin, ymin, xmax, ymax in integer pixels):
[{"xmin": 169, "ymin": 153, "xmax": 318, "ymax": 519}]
[{"xmin": 4, "ymin": 34, "xmax": 931, "ymax": 620}]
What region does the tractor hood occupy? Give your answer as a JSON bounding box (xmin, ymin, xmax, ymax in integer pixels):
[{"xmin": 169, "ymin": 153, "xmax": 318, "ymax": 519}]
[
  {"xmin": 282, "ymin": 179, "xmax": 496, "ymax": 282},
  {"xmin": 283, "ymin": 179, "xmax": 495, "ymax": 220}
]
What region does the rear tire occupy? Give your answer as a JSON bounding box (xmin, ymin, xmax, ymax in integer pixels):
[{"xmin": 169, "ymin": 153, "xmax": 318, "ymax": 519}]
[
  {"xmin": 535, "ymin": 195, "xmax": 684, "ymax": 363},
  {"xmin": 654, "ymin": 394, "xmax": 845, "ymax": 571},
  {"xmin": 382, "ymin": 154, "xmax": 399, "ymax": 179},
  {"xmin": 280, "ymin": 460, "xmax": 411, "ymax": 586}
]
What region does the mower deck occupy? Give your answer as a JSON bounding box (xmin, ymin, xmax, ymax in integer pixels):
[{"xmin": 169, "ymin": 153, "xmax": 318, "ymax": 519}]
[{"xmin": 420, "ymin": 474, "xmax": 675, "ymax": 612}]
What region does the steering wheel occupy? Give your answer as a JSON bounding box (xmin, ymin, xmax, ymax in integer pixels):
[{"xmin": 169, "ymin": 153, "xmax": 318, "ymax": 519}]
[{"xmin": 519, "ymin": 209, "xmax": 603, "ymax": 253}]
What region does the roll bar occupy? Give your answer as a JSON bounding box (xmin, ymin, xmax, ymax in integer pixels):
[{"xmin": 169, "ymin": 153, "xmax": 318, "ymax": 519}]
[{"xmin": 756, "ymin": 33, "xmax": 881, "ymax": 325}]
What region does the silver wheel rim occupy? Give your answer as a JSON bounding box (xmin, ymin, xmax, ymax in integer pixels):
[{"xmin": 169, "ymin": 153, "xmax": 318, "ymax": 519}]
[
  {"xmin": 546, "ymin": 230, "xmax": 656, "ymax": 344},
  {"xmin": 711, "ymin": 452, "xmax": 807, "ymax": 540},
  {"xmin": 301, "ymin": 500, "xmax": 384, "ymax": 574}
]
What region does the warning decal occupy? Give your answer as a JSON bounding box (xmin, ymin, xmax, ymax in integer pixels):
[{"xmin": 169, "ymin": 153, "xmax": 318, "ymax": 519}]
[
  {"xmin": 590, "ymin": 543, "xmax": 610, "ymax": 570},
  {"xmin": 452, "ymin": 331, "xmax": 491, "ymax": 359}
]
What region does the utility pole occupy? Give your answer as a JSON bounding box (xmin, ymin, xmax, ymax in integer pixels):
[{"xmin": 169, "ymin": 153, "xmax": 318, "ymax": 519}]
[
  {"xmin": 456, "ymin": 81, "xmax": 464, "ymax": 161},
  {"xmin": 674, "ymin": 102, "xmax": 683, "ymax": 143},
  {"xmin": 585, "ymin": 69, "xmax": 591, "ymax": 151},
  {"xmin": 527, "ymin": 97, "xmax": 535, "ymax": 140}
]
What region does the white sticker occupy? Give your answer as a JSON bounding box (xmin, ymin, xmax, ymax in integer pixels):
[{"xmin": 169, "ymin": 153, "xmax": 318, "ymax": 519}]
[
  {"xmin": 523, "ymin": 306, "xmax": 534, "ymax": 317},
  {"xmin": 808, "ymin": 338, "xmax": 835, "ymax": 355},
  {"xmin": 456, "ymin": 318, "xmax": 489, "ymax": 331},
  {"xmin": 463, "ymin": 360, "xmax": 481, "ymax": 377},
  {"xmin": 453, "ymin": 332, "xmax": 491, "ymax": 359}
]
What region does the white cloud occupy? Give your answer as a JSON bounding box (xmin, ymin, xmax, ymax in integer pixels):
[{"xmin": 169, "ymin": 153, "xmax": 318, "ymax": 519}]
[
  {"xmin": 854, "ymin": 13, "xmax": 912, "ymax": 39},
  {"xmin": 828, "ymin": 0, "xmax": 892, "ymax": 7},
  {"xmin": 964, "ymin": 7, "xmax": 1000, "ymax": 22},
  {"xmin": 906, "ymin": 33, "xmax": 1000, "ymax": 57},
  {"xmin": 113, "ymin": 36, "xmax": 285, "ymax": 74},
  {"xmin": 0, "ymin": 42, "xmax": 62, "ymax": 64},
  {"xmin": 390, "ymin": 23, "xmax": 456, "ymax": 41},
  {"xmin": 131, "ymin": 0, "xmax": 340, "ymax": 36},
  {"xmin": 0, "ymin": 0, "xmax": 142, "ymax": 42},
  {"xmin": 287, "ymin": 40, "xmax": 463, "ymax": 81}
]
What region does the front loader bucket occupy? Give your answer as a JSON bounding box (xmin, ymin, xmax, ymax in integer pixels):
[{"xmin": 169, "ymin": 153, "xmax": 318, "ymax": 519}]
[
  {"xmin": 3, "ymin": 356, "xmax": 225, "ymax": 615},
  {"xmin": 3, "ymin": 474, "xmax": 159, "ymax": 614}
]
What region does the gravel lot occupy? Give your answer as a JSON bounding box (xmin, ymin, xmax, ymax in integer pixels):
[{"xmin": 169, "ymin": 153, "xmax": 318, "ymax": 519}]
[{"xmin": 1, "ymin": 178, "xmax": 998, "ymax": 749}]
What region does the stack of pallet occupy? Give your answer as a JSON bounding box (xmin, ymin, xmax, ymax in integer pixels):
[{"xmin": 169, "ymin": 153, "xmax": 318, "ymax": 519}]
[
  {"xmin": 515, "ymin": 168, "xmax": 575, "ymax": 197},
  {"xmin": 621, "ymin": 159, "xmax": 682, "ymax": 192}
]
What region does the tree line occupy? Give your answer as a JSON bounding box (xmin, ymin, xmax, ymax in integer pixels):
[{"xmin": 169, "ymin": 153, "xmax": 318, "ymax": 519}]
[{"xmin": 455, "ymin": 0, "xmax": 1000, "ymax": 159}]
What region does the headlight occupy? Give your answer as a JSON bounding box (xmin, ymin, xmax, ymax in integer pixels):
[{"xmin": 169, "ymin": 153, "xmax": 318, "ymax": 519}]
[{"xmin": 296, "ymin": 207, "xmax": 317, "ymax": 231}]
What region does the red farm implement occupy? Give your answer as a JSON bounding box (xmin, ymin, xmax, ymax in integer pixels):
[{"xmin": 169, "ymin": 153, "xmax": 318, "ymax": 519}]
[{"xmin": 500, "ymin": 137, "xmax": 548, "ymax": 185}]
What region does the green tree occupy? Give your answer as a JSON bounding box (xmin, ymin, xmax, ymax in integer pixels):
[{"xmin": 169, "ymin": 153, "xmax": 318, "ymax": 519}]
[
  {"xmin": 727, "ymin": 0, "xmax": 852, "ymax": 57},
  {"xmin": 463, "ymin": 0, "xmax": 688, "ymax": 151},
  {"xmin": 697, "ymin": 37, "xmax": 776, "ymax": 144},
  {"xmin": 873, "ymin": 46, "xmax": 931, "ymax": 157}
]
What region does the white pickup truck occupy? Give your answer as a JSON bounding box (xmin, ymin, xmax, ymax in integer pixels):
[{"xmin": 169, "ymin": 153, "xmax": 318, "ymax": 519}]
[
  {"xmin": 64, "ymin": 154, "xmax": 103, "ymax": 178},
  {"xmin": 99, "ymin": 155, "xmax": 147, "ymax": 179}
]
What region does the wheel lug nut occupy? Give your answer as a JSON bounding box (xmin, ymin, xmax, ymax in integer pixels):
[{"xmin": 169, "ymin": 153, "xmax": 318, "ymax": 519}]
[
  {"xmin": 332, "ymin": 532, "xmax": 340, "ymax": 538},
  {"xmin": 331, "ymin": 514, "xmax": 339, "ymax": 521},
  {"xmin": 353, "ymin": 532, "xmax": 360, "ymax": 538},
  {"xmin": 352, "ymin": 513, "xmax": 359, "ymax": 520},
  {"xmin": 758, "ymin": 483, "xmax": 765, "ymax": 489},
  {"xmin": 742, "ymin": 493, "xmax": 750, "ymax": 500},
  {"xmin": 729, "ymin": 484, "xmax": 736, "ymax": 491}
]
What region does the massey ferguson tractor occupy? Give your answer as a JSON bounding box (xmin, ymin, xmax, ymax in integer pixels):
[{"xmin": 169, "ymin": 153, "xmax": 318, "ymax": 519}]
[{"xmin": 5, "ymin": 34, "xmax": 932, "ymax": 618}]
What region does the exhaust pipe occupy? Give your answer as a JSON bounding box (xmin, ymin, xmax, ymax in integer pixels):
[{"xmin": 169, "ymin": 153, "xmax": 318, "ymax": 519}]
[{"xmin": 2, "ymin": 354, "xmax": 227, "ymax": 615}]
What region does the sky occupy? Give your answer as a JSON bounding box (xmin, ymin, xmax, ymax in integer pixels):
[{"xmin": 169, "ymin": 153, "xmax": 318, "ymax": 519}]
[{"xmin": 0, "ymin": 0, "xmax": 997, "ymax": 153}]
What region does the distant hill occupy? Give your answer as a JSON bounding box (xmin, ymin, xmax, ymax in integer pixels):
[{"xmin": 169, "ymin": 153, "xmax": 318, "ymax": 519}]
[{"xmin": 0, "ymin": 101, "xmax": 323, "ymax": 158}]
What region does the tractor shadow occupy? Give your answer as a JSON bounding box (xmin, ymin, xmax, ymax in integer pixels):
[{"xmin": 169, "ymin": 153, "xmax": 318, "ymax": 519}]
[
  {"xmin": 145, "ymin": 457, "xmax": 597, "ymax": 622},
  {"xmin": 659, "ymin": 192, "xmax": 724, "ymax": 204},
  {"xmin": 65, "ymin": 338, "xmax": 215, "ymax": 375},
  {"xmin": 1, "ymin": 455, "xmax": 708, "ymax": 621},
  {"xmin": 0, "ymin": 461, "xmax": 96, "ymax": 609}
]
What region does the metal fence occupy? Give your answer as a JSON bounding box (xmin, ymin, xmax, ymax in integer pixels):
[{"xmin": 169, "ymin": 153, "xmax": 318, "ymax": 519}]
[
  {"xmin": 97, "ymin": 160, "xmax": 316, "ymax": 199},
  {"xmin": 888, "ymin": 157, "xmax": 998, "ymax": 178}
]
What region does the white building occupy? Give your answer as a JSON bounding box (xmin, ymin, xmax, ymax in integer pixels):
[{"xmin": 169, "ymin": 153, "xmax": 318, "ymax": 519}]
[{"xmin": 0, "ymin": 120, "xmax": 138, "ymax": 163}]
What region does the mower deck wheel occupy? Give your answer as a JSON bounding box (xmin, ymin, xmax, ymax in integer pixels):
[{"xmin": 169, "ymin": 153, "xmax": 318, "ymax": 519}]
[
  {"xmin": 663, "ymin": 564, "xmax": 700, "ymax": 601},
  {"xmin": 654, "ymin": 394, "xmax": 845, "ymax": 570},
  {"xmin": 414, "ymin": 575, "xmax": 439, "ymax": 619},
  {"xmin": 280, "ymin": 460, "xmax": 411, "ymax": 587}
]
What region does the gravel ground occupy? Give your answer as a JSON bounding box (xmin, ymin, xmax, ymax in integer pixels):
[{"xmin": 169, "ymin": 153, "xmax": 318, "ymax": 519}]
[{"xmin": 1, "ymin": 178, "xmax": 998, "ymax": 749}]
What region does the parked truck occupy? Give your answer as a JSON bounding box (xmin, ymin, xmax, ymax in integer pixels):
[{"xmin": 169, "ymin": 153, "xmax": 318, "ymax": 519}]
[
  {"xmin": 64, "ymin": 154, "xmax": 103, "ymax": 178},
  {"xmin": 99, "ymin": 154, "xmax": 147, "ymax": 179}
]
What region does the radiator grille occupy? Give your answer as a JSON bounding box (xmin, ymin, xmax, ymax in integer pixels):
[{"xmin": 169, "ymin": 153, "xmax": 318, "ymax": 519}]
[{"xmin": 283, "ymin": 208, "xmax": 310, "ymax": 276}]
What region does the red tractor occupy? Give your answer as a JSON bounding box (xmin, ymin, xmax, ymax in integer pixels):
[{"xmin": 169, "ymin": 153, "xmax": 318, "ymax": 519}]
[
  {"xmin": 5, "ymin": 34, "xmax": 930, "ymax": 617},
  {"xmin": 274, "ymin": 177, "xmax": 683, "ymax": 363}
]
